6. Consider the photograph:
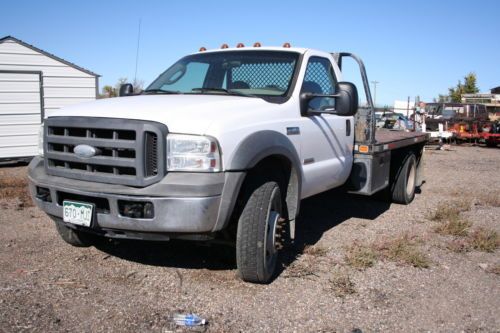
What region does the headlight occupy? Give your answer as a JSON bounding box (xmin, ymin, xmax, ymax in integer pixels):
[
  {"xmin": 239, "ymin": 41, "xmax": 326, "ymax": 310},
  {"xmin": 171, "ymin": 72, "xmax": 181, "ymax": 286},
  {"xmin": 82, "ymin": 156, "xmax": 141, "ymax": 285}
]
[
  {"xmin": 38, "ymin": 124, "xmax": 44, "ymax": 156},
  {"xmin": 167, "ymin": 134, "xmax": 221, "ymax": 172}
]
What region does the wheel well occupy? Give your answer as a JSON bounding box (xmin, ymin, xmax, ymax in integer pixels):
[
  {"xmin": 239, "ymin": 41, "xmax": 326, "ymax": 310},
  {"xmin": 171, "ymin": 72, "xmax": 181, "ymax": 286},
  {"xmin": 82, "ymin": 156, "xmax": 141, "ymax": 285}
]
[{"xmin": 234, "ymin": 155, "xmax": 299, "ymax": 223}]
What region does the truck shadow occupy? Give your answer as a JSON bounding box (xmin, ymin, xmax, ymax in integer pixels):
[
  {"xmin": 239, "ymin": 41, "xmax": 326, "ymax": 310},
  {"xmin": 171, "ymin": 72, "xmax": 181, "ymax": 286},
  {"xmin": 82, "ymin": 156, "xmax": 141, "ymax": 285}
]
[{"xmin": 93, "ymin": 188, "xmax": 391, "ymax": 276}]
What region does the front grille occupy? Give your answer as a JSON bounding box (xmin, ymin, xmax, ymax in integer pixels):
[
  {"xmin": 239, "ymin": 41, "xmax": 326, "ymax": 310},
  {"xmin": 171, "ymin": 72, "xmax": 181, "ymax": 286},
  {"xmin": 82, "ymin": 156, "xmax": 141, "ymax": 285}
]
[
  {"xmin": 144, "ymin": 132, "xmax": 158, "ymax": 177},
  {"xmin": 44, "ymin": 117, "xmax": 167, "ymax": 187}
]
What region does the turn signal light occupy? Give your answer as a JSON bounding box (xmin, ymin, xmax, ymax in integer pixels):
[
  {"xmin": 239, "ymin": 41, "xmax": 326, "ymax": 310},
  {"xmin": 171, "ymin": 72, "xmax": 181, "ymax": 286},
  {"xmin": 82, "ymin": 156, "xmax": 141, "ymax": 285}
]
[{"xmin": 358, "ymin": 145, "xmax": 369, "ymax": 153}]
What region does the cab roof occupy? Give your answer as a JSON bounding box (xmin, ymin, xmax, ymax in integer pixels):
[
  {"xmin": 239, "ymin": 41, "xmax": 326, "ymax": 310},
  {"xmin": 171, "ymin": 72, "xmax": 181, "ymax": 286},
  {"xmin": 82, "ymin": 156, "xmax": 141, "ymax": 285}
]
[{"xmin": 193, "ymin": 46, "xmax": 330, "ymax": 57}]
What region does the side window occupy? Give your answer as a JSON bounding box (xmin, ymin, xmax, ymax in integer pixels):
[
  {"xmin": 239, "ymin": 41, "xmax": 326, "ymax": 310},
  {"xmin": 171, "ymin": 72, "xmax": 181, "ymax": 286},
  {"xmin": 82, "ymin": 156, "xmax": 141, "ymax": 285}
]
[{"xmin": 301, "ymin": 57, "xmax": 337, "ymax": 110}]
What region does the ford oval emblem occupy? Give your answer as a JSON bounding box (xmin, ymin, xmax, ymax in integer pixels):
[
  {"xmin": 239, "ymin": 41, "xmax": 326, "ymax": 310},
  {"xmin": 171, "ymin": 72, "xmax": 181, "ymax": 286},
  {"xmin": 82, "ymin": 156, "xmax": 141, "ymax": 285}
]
[{"xmin": 74, "ymin": 144, "xmax": 99, "ymax": 158}]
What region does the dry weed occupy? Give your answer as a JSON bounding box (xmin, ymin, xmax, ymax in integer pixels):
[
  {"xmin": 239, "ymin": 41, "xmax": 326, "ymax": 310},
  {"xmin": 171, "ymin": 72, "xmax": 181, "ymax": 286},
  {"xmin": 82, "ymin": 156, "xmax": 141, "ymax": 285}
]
[
  {"xmin": 303, "ymin": 245, "xmax": 328, "ymax": 257},
  {"xmin": 283, "ymin": 260, "xmax": 318, "ymax": 279},
  {"xmin": 434, "ymin": 218, "xmax": 472, "ymax": 237},
  {"xmin": 429, "ymin": 200, "xmax": 471, "ymax": 222},
  {"xmin": 345, "ymin": 243, "xmax": 377, "ymax": 269},
  {"xmin": 478, "ymin": 191, "xmax": 500, "ymax": 207},
  {"xmin": 0, "ymin": 176, "xmax": 33, "ymax": 208},
  {"xmin": 374, "ymin": 234, "xmax": 430, "ymax": 268},
  {"xmin": 487, "ymin": 264, "xmax": 500, "ymax": 275},
  {"xmin": 468, "ymin": 228, "xmax": 499, "ymax": 253},
  {"xmin": 328, "ymin": 271, "xmax": 356, "ymax": 297},
  {"xmin": 446, "ymin": 238, "xmax": 471, "ymax": 253}
]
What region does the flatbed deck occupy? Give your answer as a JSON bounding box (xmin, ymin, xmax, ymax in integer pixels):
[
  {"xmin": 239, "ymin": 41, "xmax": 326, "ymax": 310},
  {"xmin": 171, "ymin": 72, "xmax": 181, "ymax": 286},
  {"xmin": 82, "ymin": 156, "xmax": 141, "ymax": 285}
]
[{"xmin": 359, "ymin": 129, "xmax": 429, "ymax": 153}]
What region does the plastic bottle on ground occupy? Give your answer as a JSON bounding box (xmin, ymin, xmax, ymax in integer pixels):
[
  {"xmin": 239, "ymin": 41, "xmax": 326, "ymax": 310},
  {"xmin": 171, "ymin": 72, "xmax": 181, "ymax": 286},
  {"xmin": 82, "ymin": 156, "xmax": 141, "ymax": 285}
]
[{"xmin": 172, "ymin": 313, "xmax": 206, "ymax": 326}]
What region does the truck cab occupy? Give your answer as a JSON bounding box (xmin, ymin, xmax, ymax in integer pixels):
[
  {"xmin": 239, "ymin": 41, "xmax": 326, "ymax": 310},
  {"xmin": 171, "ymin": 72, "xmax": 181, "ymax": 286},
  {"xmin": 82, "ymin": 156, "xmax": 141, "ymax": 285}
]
[{"xmin": 28, "ymin": 45, "xmax": 427, "ymax": 283}]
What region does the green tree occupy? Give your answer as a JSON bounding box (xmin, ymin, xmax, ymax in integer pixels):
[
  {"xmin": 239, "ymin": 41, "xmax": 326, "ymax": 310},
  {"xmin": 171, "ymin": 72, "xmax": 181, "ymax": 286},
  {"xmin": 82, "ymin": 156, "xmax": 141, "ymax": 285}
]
[
  {"xmin": 446, "ymin": 72, "xmax": 479, "ymax": 102},
  {"xmin": 100, "ymin": 78, "xmax": 144, "ymax": 98}
]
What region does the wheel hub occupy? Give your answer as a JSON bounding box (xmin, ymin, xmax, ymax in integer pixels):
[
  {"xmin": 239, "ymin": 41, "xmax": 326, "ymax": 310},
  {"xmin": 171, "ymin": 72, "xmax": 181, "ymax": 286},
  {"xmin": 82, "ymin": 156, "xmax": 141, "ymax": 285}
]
[
  {"xmin": 406, "ymin": 162, "xmax": 416, "ymax": 196},
  {"xmin": 265, "ymin": 211, "xmax": 280, "ymax": 265}
]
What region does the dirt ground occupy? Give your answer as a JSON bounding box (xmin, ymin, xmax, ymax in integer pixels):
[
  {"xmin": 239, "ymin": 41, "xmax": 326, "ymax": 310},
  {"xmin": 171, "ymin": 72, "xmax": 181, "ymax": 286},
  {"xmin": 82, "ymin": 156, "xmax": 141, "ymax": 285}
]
[{"xmin": 0, "ymin": 145, "xmax": 499, "ymax": 333}]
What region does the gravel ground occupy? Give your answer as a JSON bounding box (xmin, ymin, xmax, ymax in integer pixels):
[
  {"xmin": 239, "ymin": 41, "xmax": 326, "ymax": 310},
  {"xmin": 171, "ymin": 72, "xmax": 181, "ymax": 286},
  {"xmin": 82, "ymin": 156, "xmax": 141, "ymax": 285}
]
[{"xmin": 0, "ymin": 145, "xmax": 499, "ymax": 333}]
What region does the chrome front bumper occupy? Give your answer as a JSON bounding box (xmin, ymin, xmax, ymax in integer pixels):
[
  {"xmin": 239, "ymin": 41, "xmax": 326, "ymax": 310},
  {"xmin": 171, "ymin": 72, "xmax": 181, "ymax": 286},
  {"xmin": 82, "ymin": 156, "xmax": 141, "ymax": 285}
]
[{"xmin": 28, "ymin": 157, "xmax": 245, "ymax": 235}]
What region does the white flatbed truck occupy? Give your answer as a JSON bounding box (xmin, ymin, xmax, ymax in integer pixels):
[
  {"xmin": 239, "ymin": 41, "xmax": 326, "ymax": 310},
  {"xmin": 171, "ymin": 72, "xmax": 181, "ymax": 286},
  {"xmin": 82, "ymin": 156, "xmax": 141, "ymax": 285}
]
[{"xmin": 28, "ymin": 45, "xmax": 429, "ymax": 283}]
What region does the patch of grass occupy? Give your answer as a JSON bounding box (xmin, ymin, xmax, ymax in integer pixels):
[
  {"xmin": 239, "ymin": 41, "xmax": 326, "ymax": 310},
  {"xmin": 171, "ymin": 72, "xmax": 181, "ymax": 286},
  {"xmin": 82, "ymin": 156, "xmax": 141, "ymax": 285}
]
[
  {"xmin": 0, "ymin": 177, "xmax": 32, "ymax": 208},
  {"xmin": 345, "ymin": 243, "xmax": 377, "ymax": 269},
  {"xmin": 468, "ymin": 228, "xmax": 499, "ymax": 253},
  {"xmin": 303, "ymin": 245, "xmax": 328, "ymax": 257},
  {"xmin": 374, "ymin": 234, "xmax": 430, "ymax": 268},
  {"xmin": 434, "ymin": 218, "xmax": 472, "ymax": 237},
  {"xmin": 430, "ymin": 200, "xmax": 471, "ymax": 222},
  {"xmin": 478, "ymin": 191, "xmax": 500, "ymax": 207},
  {"xmin": 328, "ymin": 271, "xmax": 356, "ymax": 297}
]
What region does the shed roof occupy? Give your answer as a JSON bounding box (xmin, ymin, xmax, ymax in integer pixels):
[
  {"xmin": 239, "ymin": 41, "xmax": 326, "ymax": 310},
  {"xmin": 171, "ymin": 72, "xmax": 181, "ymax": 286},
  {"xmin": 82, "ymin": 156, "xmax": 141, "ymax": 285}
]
[{"xmin": 0, "ymin": 35, "xmax": 100, "ymax": 77}]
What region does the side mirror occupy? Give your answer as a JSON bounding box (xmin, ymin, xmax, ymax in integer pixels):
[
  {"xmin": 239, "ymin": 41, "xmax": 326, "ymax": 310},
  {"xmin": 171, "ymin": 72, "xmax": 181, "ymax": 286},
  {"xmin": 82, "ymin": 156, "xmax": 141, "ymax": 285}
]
[
  {"xmin": 119, "ymin": 83, "xmax": 134, "ymax": 97},
  {"xmin": 334, "ymin": 82, "xmax": 358, "ymax": 116},
  {"xmin": 300, "ymin": 81, "xmax": 358, "ymax": 116}
]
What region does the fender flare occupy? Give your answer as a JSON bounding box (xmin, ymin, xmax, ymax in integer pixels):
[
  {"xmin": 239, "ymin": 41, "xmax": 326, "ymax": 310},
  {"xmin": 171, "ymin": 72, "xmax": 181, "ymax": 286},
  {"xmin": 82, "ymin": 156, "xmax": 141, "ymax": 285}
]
[{"xmin": 227, "ymin": 130, "xmax": 302, "ymax": 219}]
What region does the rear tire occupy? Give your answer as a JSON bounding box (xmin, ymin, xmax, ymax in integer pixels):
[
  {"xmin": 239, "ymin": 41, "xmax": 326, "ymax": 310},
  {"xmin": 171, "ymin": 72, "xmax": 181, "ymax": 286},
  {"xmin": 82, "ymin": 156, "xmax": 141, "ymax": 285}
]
[
  {"xmin": 236, "ymin": 181, "xmax": 283, "ymax": 283},
  {"xmin": 391, "ymin": 153, "xmax": 417, "ymax": 204},
  {"xmin": 54, "ymin": 219, "xmax": 96, "ymax": 247}
]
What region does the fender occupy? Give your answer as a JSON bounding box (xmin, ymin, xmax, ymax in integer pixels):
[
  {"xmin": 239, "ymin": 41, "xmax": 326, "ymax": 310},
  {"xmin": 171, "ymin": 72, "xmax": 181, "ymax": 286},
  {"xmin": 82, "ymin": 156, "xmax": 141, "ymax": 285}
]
[{"xmin": 227, "ymin": 130, "xmax": 303, "ymax": 220}]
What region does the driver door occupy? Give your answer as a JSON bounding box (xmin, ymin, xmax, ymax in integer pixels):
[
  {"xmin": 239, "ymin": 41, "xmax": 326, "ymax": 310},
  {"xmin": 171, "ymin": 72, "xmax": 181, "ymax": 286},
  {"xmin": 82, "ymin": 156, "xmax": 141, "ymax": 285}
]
[{"xmin": 298, "ymin": 56, "xmax": 354, "ymax": 198}]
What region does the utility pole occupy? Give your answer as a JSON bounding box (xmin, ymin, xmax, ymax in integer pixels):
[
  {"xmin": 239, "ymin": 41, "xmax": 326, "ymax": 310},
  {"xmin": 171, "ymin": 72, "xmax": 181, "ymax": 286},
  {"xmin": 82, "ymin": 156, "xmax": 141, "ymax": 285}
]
[{"xmin": 371, "ymin": 80, "xmax": 379, "ymax": 108}]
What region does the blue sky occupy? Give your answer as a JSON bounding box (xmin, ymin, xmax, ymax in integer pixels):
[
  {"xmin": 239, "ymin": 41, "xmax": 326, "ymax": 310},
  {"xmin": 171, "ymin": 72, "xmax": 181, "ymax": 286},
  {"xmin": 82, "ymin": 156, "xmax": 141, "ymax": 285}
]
[{"xmin": 2, "ymin": 0, "xmax": 499, "ymax": 106}]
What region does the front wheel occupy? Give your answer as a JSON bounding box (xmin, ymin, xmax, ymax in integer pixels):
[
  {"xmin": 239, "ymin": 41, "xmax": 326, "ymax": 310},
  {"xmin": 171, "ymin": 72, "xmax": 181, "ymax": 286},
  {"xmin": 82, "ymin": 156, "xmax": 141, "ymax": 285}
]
[
  {"xmin": 54, "ymin": 219, "xmax": 97, "ymax": 247},
  {"xmin": 236, "ymin": 181, "xmax": 284, "ymax": 283}
]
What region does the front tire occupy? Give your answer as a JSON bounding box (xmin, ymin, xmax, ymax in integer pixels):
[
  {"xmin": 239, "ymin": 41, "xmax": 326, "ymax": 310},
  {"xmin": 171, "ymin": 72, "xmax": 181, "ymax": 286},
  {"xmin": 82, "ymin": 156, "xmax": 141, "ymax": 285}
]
[
  {"xmin": 236, "ymin": 181, "xmax": 283, "ymax": 283},
  {"xmin": 391, "ymin": 153, "xmax": 417, "ymax": 204},
  {"xmin": 54, "ymin": 219, "xmax": 96, "ymax": 247}
]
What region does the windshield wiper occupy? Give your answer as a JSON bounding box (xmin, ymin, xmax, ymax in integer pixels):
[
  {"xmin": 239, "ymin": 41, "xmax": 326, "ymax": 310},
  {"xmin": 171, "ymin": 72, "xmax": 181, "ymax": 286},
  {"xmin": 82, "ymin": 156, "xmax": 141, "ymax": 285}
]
[
  {"xmin": 142, "ymin": 89, "xmax": 181, "ymax": 95},
  {"xmin": 191, "ymin": 87, "xmax": 257, "ymax": 98}
]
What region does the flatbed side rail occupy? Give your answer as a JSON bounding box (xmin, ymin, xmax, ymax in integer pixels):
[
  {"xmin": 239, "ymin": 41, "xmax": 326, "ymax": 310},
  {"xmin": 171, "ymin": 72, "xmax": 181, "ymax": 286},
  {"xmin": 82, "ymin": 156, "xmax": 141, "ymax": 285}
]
[{"xmin": 331, "ymin": 52, "xmax": 376, "ymax": 146}]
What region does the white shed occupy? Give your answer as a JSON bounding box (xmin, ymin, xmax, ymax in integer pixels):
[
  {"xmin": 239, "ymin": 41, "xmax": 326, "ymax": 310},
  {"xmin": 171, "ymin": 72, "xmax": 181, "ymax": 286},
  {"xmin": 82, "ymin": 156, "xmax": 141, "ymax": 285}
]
[{"xmin": 0, "ymin": 36, "xmax": 99, "ymax": 160}]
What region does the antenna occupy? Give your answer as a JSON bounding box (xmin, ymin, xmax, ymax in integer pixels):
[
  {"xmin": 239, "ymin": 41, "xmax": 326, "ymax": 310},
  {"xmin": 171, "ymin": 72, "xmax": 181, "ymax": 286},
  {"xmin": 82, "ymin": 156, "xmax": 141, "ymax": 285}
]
[{"xmin": 134, "ymin": 18, "xmax": 142, "ymax": 83}]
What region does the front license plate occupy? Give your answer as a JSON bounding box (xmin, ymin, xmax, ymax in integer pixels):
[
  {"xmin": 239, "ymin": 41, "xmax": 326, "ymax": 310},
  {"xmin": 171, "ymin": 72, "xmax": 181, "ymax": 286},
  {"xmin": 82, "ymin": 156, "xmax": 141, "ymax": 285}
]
[{"xmin": 63, "ymin": 200, "xmax": 93, "ymax": 227}]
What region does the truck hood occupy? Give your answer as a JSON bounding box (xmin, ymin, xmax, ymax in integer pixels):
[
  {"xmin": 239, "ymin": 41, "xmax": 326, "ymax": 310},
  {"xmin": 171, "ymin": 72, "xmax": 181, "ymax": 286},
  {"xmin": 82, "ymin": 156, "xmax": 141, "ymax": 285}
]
[{"xmin": 47, "ymin": 95, "xmax": 273, "ymax": 134}]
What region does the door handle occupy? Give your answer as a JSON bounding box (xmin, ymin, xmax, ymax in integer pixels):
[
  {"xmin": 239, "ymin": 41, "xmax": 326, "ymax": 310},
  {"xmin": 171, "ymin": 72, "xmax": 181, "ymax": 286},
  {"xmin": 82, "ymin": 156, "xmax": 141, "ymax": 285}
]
[{"xmin": 346, "ymin": 119, "xmax": 351, "ymax": 136}]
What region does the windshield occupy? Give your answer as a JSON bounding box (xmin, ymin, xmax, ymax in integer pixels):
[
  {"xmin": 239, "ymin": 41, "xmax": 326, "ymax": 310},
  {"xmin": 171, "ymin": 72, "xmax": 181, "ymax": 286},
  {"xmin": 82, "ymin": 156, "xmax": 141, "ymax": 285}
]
[{"xmin": 146, "ymin": 51, "xmax": 300, "ymax": 99}]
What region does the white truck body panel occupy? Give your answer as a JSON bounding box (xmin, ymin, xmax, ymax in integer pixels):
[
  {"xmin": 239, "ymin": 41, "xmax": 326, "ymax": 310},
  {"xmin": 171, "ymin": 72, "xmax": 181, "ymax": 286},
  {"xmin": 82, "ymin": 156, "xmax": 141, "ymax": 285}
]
[{"xmin": 47, "ymin": 47, "xmax": 354, "ymax": 199}]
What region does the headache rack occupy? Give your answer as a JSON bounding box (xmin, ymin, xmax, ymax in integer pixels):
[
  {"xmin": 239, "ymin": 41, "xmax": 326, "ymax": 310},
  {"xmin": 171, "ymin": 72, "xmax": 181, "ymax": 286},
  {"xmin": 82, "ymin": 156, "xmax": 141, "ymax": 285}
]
[
  {"xmin": 332, "ymin": 52, "xmax": 429, "ymax": 196},
  {"xmin": 44, "ymin": 117, "xmax": 167, "ymax": 187}
]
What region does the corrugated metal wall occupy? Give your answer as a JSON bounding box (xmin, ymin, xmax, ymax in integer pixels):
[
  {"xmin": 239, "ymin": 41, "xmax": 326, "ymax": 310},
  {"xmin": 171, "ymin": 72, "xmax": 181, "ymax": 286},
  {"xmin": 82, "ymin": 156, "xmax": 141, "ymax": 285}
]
[
  {"xmin": 0, "ymin": 39, "xmax": 97, "ymax": 159},
  {"xmin": 0, "ymin": 72, "xmax": 41, "ymax": 158}
]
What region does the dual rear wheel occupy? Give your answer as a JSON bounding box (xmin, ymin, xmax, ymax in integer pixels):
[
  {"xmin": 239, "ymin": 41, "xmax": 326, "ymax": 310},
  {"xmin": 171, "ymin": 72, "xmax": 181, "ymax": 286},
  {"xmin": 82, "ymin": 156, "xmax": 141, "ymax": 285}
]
[{"xmin": 390, "ymin": 152, "xmax": 417, "ymax": 204}]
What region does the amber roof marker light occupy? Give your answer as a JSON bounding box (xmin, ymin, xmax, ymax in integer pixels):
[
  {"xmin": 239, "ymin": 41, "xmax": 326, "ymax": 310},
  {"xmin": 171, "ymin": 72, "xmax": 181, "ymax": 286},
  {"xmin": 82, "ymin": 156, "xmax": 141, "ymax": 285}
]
[
  {"xmin": 220, "ymin": 43, "xmax": 229, "ymax": 49},
  {"xmin": 199, "ymin": 47, "xmax": 207, "ymax": 52},
  {"xmin": 283, "ymin": 42, "xmax": 291, "ymax": 48},
  {"xmin": 236, "ymin": 43, "xmax": 245, "ymax": 48},
  {"xmin": 253, "ymin": 42, "xmax": 262, "ymax": 47}
]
